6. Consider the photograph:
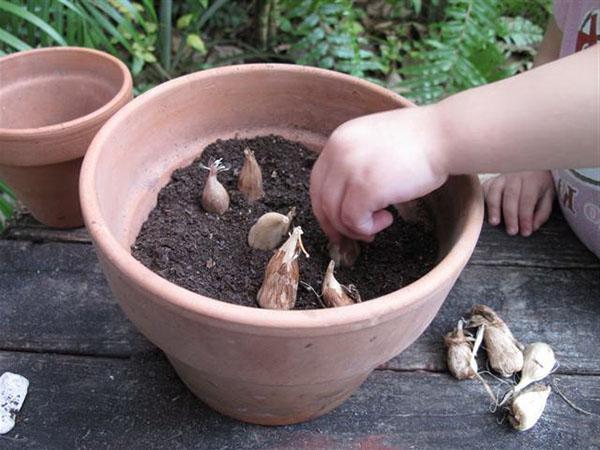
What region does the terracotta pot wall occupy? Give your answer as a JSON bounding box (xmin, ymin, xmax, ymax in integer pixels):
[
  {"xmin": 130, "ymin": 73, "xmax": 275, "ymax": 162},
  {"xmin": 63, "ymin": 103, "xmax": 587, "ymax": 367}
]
[
  {"xmin": 81, "ymin": 64, "xmax": 483, "ymax": 425},
  {"xmin": 0, "ymin": 47, "xmax": 132, "ymax": 228}
]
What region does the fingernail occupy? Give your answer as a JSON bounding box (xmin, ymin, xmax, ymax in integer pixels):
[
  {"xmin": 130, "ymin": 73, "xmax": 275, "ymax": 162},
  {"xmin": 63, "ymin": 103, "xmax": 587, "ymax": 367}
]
[
  {"xmin": 522, "ymin": 229, "xmax": 531, "ymax": 237},
  {"xmin": 507, "ymin": 227, "xmax": 517, "ymax": 235},
  {"xmin": 489, "ymin": 215, "xmax": 499, "ymax": 225}
]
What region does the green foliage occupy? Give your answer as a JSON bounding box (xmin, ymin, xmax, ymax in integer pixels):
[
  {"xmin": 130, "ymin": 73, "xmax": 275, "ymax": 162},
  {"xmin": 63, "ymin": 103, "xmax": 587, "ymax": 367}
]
[
  {"xmin": 271, "ymin": 0, "xmax": 547, "ymax": 103},
  {"xmin": 399, "ymin": 0, "xmax": 546, "ymax": 104},
  {"xmin": 0, "ymin": 0, "xmax": 229, "ymax": 83},
  {"xmin": 0, "ymin": 0, "xmax": 160, "ymax": 74},
  {"xmin": 500, "ymin": 0, "xmax": 552, "ymax": 29},
  {"xmin": 277, "ymin": 0, "xmax": 383, "ymax": 78},
  {"xmin": 497, "ymin": 15, "xmax": 544, "ymax": 74},
  {"xmin": 0, "ymin": 0, "xmax": 550, "ymax": 100},
  {"xmin": 0, "ymin": 180, "xmax": 16, "ymax": 232}
]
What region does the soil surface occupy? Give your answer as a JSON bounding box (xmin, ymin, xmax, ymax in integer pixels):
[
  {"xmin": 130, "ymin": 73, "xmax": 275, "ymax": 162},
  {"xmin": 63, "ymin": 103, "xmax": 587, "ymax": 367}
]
[{"xmin": 132, "ymin": 135, "xmax": 439, "ymax": 309}]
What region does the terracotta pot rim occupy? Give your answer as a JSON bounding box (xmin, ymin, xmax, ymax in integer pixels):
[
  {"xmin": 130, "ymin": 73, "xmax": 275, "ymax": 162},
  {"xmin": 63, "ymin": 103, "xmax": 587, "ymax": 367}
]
[
  {"xmin": 0, "ymin": 46, "xmax": 133, "ymax": 138},
  {"xmin": 81, "ymin": 63, "xmax": 484, "ymax": 330}
]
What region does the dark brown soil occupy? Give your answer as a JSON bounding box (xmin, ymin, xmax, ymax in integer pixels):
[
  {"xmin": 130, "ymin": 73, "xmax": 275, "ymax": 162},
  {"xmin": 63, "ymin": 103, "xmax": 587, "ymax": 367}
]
[{"xmin": 132, "ymin": 135, "xmax": 439, "ymax": 309}]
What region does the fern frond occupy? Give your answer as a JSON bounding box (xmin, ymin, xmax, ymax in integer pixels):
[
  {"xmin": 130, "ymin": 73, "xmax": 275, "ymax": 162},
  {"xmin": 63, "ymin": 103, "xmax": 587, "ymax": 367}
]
[
  {"xmin": 399, "ymin": 0, "xmax": 505, "ymax": 104},
  {"xmin": 499, "ymin": 16, "xmax": 543, "ymax": 49}
]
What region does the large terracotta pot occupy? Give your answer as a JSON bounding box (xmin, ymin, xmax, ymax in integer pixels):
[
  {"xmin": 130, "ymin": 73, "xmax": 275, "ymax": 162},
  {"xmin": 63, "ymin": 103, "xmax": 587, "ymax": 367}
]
[
  {"xmin": 0, "ymin": 47, "xmax": 132, "ymax": 228},
  {"xmin": 80, "ymin": 64, "xmax": 483, "ymax": 425}
]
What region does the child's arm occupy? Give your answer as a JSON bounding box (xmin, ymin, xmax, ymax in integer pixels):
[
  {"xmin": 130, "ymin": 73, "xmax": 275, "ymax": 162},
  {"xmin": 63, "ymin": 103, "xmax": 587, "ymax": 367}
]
[
  {"xmin": 438, "ymin": 45, "xmax": 598, "ymax": 174},
  {"xmin": 483, "ymin": 17, "xmax": 563, "ymax": 237},
  {"xmin": 310, "ymin": 45, "xmax": 600, "ymax": 242}
]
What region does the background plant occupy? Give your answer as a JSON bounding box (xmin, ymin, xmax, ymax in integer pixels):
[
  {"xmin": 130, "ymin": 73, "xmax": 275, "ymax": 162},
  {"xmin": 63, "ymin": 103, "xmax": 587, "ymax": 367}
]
[
  {"xmin": 398, "ymin": 0, "xmax": 546, "ymax": 103},
  {"xmin": 0, "ymin": 0, "xmax": 551, "ymax": 97},
  {"xmin": 0, "ymin": 0, "xmax": 231, "ymax": 91},
  {"xmin": 275, "ymin": 0, "xmax": 383, "ymax": 78},
  {"xmin": 0, "ymin": 181, "xmax": 16, "ymax": 231},
  {"xmin": 0, "ymin": 0, "xmax": 551, "ymax": 229}
]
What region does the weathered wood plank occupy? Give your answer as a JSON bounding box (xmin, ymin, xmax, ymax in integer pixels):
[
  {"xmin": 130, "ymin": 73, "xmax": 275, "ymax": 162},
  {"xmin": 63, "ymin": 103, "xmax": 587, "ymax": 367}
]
[
  {"xmin": 0, "ymin": 351, "xmax": 597, "ymax": 449},
  {"xmin": 2, "ymin": 210, "xmax": 89, "ymax": 243},
  {"xmin": 472, "ymin": 209, "xmax": 599, "ymax": 269},
  {"xmin": 1, "ymin": 226, "xmax": 90, "ymax": 244},
  {"xmin": 1, "ymin": 240, "xmax": 598, "ymax": 374},
  {"xmin": 0, "ymin": 241, "xmax": 154, "ymax": 356}
]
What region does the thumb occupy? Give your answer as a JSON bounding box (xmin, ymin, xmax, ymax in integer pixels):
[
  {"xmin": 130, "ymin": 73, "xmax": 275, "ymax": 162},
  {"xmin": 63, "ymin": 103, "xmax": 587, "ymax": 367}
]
[{"xmin": 340, "ymin": 190, "xmax": 394, "ymax": 238}]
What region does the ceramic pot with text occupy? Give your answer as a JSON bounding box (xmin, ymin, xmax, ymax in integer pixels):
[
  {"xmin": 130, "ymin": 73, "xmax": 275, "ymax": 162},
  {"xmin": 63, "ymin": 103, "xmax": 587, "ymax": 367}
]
[
  {"xmin": 0, "ymin": 47, "xmax": 132, "ymax": 228},
  {"xmin": 80, "ymin": 64, "xmax": 483, "ymax": 425}
]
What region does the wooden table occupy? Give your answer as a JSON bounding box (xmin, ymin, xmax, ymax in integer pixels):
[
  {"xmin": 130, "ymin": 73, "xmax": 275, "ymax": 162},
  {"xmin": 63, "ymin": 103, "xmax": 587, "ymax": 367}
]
[{"xmin": 1, "ymin": 209, "xmax": 599, "ymax": 449}]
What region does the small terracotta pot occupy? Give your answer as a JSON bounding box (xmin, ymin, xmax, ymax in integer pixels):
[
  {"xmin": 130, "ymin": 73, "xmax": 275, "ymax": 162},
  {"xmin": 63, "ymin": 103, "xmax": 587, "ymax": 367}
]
[
  {"xmin": 0, "ymin": 47, "xmax": 132, "ymax": 228},
  {"xmin": 80, "ymin": 65, "xmax": 483, "ymax": 425}
]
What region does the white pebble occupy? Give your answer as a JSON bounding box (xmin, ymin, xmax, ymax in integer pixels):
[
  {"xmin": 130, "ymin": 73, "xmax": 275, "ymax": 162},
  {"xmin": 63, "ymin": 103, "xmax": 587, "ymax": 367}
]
[{"xmin": 0, "ymin": 372, "xmax": 29, "ymax": 434}]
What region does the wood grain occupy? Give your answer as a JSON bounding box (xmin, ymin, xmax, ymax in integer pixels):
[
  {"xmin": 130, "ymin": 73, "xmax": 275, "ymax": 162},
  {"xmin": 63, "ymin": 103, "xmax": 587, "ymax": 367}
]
[{"xmin": 0, "ymin": 350, "xmax": 597, "ymax": 449}]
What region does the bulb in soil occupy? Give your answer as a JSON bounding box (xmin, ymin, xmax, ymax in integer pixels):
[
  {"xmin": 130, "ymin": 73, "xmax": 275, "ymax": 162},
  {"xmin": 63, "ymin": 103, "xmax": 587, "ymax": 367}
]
[
  {"xmin": 508, "ymin": 384, "xmax": 551, "ymax": 431},
  {"xmin": 201, "ymin": 159, "xmax": 230, "ymax": 215},
  {"xmin": 238, "ymin": 148, "xmax": 264, "ymax": 202},
  {"xmin": 444, "ymin": 321, "xmax": 478, "ymax": 380},
  {"xmin": 248, "ymin": 208, "xmax": 296, "ymax": 250},
  {"xmin": 257, "ymin": 226, "xmax": 308, "ymax": 310},
  {"xmin": 513, "ymin": 343, "xmax": 556, "ymax": 394},
  {"xmin": 468, "ymin": 304, "xmax": 524, "ymax": 378},
  {"xmin": 321, "ymin": 260, "xmax": 359, "ymax": 307},
  {"xmin": 328, "ymin": 236, "xmax": 360, "ymax": 267}
]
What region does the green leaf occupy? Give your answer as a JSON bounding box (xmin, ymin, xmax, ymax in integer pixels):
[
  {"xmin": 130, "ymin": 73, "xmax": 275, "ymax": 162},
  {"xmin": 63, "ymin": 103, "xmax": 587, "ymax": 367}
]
[
  {"xmin": 177, "ymin": 13, "xmax": 193, "ymax": 29},
  {"xmin": 320, "ymin": 56, "xmax": 334, "ymax": 68},
  {"xmin": 411, "ymin": 0, "xmax": 422, "ymax": 15},
  {"xmin": 500, "ymin": 16, "xmax": 543, "ymax": 48},
  {"xmin": 320, "ymin": 4, "xmax": 343, "ymax": 16},
  {"xmin": 57, "ymin": 0, "xmax": 120, "ymax": 54},
  {"xmin": 303, "ymin": 14, "xmax": 319, "ymax": 28},
  {"xmin": 131, "ymin": 55, "xmax": 145, "ymax": 74},
  {"xmin": 146, "ymin": 22, "xmax": 158, "ymax": 33},
  {"xmin": 139, "ymin": 0, "xmax": 158, "ymax": 22},
  {"xmin": 186, "ymin": 33, "xmax": 206, "ymax": 54},
  {"xmin": 114, "ymin": 0, "xmax": 146, "ymax": 25},
  {"xmin": 80, "ymin": 1, "xmax": 133, "ymax": 53},
  {"xmin": 0, "ymin": 180, "xmax": 15, "ymax": 200},
  {"xmin": 0, "ymin": 28, "xmax": 31, "ymax": 51},
  {"xmin": 142, "ymin": 51, "xmax": 156, "ymax": 62},
  {"xmin": 279, "ymin": 17, "xmax": 292, "ymax": 33},
  {"xmin": 0, "ymin": 194, "xmax": 14, "ymax": 218},
  {"xmin": 331, "ymin": 45, "xmax": 354, "ymax": 59},
  {"xmin": 307, "ymin": 27, "xmax": 325, "ymax": 44},
  {"xmin": 0, "ymin": 0, "xmax": 67, "ymax": 45},
  {"xmin": 90, "ymin": 0, "xmax": 138, "ymax": 40}
]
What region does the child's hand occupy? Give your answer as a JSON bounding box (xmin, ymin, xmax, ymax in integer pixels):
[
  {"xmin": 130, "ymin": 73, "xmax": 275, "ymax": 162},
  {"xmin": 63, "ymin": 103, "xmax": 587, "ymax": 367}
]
[
  {"xmin": 482, "ymin": 171, "xmax": 555, "ymax": 237},
  {"xmin": 310, "ymin": 107, "xmax": 447, "ymax": 243}
]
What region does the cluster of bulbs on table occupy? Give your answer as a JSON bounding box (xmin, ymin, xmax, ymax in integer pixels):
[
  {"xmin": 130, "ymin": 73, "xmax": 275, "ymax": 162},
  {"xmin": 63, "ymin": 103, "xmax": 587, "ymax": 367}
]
[{"xmin": 445, "ymin": 304, "xmax": 558, "ymax": 432}]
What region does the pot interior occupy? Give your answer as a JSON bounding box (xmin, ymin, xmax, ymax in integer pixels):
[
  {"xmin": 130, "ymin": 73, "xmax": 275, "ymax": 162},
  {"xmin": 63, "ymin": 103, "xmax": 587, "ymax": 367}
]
[
  {"xmin": 89, "ymin": 66, "xmax": 469, "ymax": 271},
  {"xmin": 0, "ymin": 49, "xmax": 125, "ymax": 130}
]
